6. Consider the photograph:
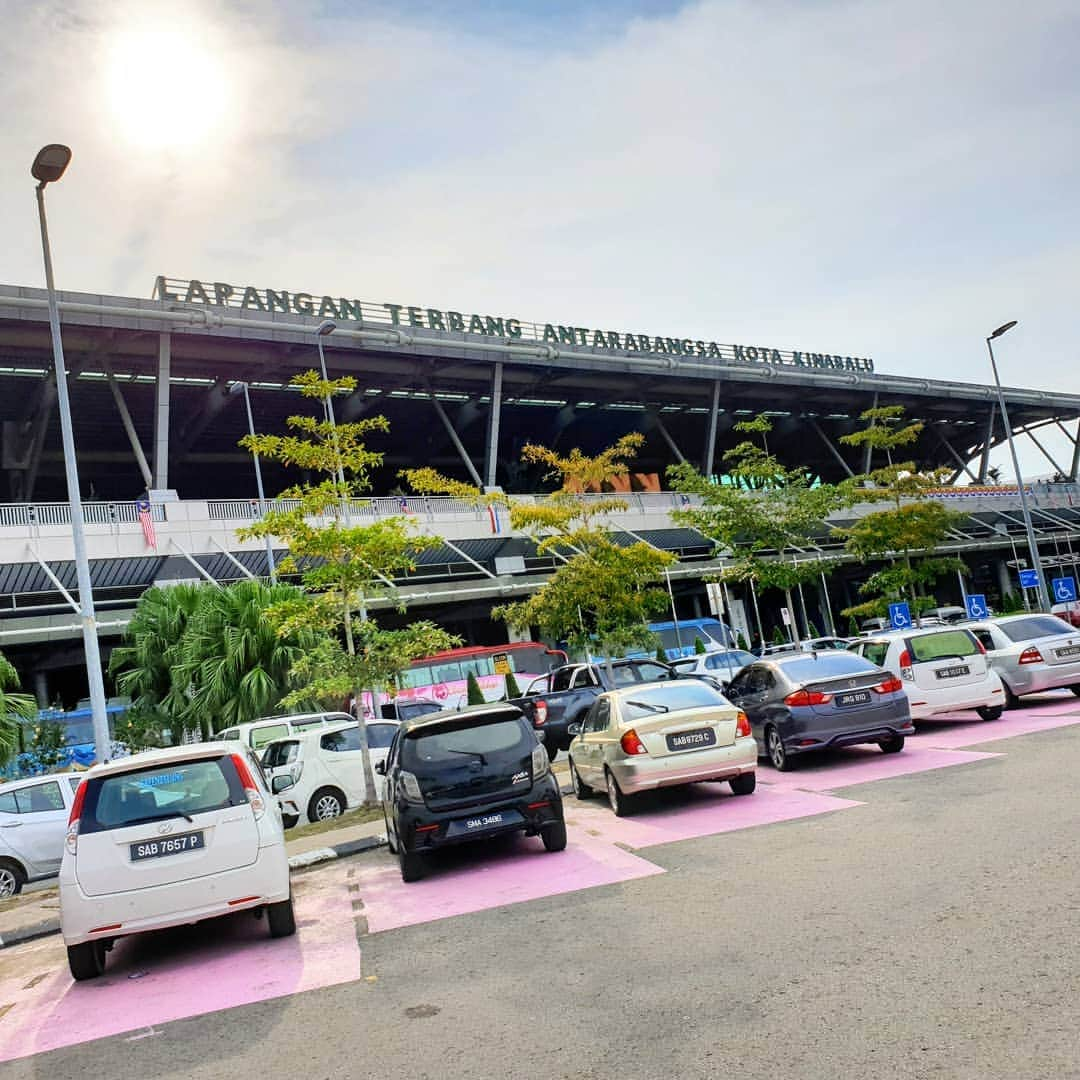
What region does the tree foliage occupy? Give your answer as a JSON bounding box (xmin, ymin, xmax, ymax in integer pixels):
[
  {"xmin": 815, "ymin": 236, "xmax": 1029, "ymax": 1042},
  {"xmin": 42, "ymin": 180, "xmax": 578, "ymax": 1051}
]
[{"xmin": 0, "ymin": 651, "xmax": 38, "ymax": 766}]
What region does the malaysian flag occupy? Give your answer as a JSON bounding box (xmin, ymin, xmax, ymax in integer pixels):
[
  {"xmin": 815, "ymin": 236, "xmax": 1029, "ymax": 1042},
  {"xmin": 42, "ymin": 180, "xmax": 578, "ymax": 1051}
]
[{"xmin": 136, "ymin": 498, "xmax": 157, "ymax": 549}]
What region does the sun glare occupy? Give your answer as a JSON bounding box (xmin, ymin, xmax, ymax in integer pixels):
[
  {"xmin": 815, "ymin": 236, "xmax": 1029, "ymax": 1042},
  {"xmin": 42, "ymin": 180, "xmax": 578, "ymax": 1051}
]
[{"xmin": 104, "ymin": 25, "xmax": 233, "ymax": 151}]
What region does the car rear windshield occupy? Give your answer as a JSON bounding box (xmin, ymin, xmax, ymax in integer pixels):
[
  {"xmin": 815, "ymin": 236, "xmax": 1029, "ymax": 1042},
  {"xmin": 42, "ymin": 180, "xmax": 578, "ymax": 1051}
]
[
  {"xmin": 262, "ymin": 740, "xmax": 299, "ymax": 768},
  {"xmin": 778, "ymin": 653, "xmax": 876, "ymax": 682},
  {"xmin": 401, "ymin": 715, "xmax": 529, "ymax": 774},
  {"xmin": 621, "ymin": 682, "xmax": 723, "ymax": 721},
  {"xmin": 79, "ymin": 757, "xmax": 245, "ymax": 835},
  {"xmin": 998, "ymin": 616, "xmax": 1074, "ymax": 642},
  {"xmin": 908, "ymin": 630, "xmax": 979, "ymax": 662}
]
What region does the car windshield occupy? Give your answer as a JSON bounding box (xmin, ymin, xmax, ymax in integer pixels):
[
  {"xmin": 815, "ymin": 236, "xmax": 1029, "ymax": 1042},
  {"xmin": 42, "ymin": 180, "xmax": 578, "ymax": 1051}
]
[
  {"xmin": 908, "ymin": 630, "xmax": 979, "ymax": 662},
  {"xmin": 778, "ymin": 653, "xmax": 876, "ymax": 682},
  {"xmin": 999, "ymin": 616, "xmax": 1074, "ymax": 642},
  {"xmin": 262, "ymin": 741, "xmax": 298, "ymax": 768},
  {"xmin": 80, "ymin": 757, "xmax": 242, "ymax": 834},
  {"xmin": 621, "ymin": 682, "xmax": 724, "ymax": 722},
  {"xmin": 705, "ymin": 650, "xmax": 756, "ymax": 671},
  {"xmin": 402, "ymin": 716, "xmax": 528, "ymax": 774}
]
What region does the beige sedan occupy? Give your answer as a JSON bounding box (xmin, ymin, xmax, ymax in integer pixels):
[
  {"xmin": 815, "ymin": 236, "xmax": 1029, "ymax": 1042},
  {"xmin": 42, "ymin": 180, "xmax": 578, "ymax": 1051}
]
[{"xmin": 567, "ymin": 680, "xmax": 757, "ymax": 816}]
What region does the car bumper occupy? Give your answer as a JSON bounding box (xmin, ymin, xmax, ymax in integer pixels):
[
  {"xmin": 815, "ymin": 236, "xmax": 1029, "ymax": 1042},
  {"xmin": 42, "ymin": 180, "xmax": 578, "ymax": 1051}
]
[
  {"xmin": 1006, "ymin": 659, "xmax": 1080, "ymax": 695},
  {"xmin": 907, "ymin": 682, "xmax": 1004, "ymax": 719},
  {"xmin": 397, "ymin": 774, "xmax": 563, "ymax": 854},
  {"xmin": 784, "ymin": 719, "xmax": 915, "ymax": 756},
  {"xmin": 608, "ymin": 736, "xmax": 757, "ymax": 795},
  {"xmin": 60, "ymin": 844, "xmax": 291, "ymax": 947}
]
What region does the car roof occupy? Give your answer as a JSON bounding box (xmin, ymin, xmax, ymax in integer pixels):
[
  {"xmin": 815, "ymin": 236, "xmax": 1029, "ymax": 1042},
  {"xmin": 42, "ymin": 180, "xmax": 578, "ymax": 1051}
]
[
  {"xmin": 0, "ymin": 771, "xmax": 82, "ymax": 792},
  {"xmin": 399, "ymin": 703, "xmax": 524, "ymax": 734},
  {"xmin": 607, "ymin": 679, "xmax": 723, "ymax": 700},
  {"xmin": 81, "ymin": 742, "xmax": 241, "ymax": 779},
  {"xmin": 253, "ymin": 712, "xmax": 353, "ymax": 725}
]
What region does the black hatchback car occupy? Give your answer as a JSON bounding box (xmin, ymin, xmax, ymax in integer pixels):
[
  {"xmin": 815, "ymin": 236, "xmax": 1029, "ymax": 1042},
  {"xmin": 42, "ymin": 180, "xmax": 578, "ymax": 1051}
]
[{"xmin": 376, "ymin": 704, "xmax": 566, "ymax": 882}]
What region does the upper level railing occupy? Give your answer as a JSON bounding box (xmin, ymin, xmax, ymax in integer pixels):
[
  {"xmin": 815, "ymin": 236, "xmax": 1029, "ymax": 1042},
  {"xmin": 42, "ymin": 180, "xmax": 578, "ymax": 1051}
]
[{"xmin": 0, "ymin": 501, "xmax": 166, "ymax": 528}]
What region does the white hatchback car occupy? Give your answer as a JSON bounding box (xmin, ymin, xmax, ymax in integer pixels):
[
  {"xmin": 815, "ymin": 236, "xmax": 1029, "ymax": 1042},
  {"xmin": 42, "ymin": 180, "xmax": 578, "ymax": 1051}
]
[
  {"xmin": 59, "ymin": 742, "xmax": 293, "ymax": 981},
  {"xmin": 262, "ymin": 720, "xmax": 398, "ymax": 826},
  {"xmin": 0, "ymin": 773, "xmax": 84, "ymax": 897},
  {"xmin": 850, "ymin": 626, "xmax": 1005, "ymax": 721}
]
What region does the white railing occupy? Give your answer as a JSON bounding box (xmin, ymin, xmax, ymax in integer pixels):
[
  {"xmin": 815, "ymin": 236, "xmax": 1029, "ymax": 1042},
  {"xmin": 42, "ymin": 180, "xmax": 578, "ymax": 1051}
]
[{"xmin": 0, "ymin": 501, "xmax": 166, "ymax": 528}]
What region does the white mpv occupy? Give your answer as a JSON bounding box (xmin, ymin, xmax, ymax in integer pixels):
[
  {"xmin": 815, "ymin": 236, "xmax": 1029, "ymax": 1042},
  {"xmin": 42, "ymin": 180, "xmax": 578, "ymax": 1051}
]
[
  {"xmin": 850, "ymin": 626, "xmax": 1005, "ymax": 721},
  {"xmin": 60, "ymin": 743, "xmax": 293, "ymax": 981}
]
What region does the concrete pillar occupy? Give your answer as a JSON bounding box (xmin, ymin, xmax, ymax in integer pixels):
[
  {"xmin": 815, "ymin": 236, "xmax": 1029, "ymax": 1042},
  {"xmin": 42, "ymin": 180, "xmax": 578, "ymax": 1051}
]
[
  {"xmin": 33, "ymin": 670, "xmax": 48, "ymax": 709},
  {"xmin": 153, "ymin": 332, "xmax": 171, "ymax": 490},
  {"xmin": 997, "ymin": 559, "xmax": 1012, "ymax": 601},
  {"xmin": 484, "ymin": 362, "xmax": 503, "ymax": 489},
  {"xmin": 703, "ymin": 380, "xmax": 721, "ymax": 476}
]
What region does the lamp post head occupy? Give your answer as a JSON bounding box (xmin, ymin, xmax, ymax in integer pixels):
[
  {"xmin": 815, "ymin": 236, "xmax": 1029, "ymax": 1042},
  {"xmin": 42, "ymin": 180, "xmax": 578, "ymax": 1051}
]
[
  {"xmin": 228, "ymin": 381, "xmax": 248, "ymax": 396},
  {"xmin": 316, "ymin": 320, "xmax": 336, "ymax": 336},
  {"xmin": 989, "ymin": 320, "xmax": 1018, "ymax": 340},
  {"xmin": 31, "ymin": 144, "xmax": 72, "ymax": 185}
]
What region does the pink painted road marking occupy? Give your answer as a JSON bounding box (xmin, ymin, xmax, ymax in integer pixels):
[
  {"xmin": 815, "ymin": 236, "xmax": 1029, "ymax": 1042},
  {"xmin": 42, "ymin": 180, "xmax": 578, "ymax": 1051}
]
[
  {"xmin": 0, "ymin": 867, "xmax": 361, "ymax": 1064},
  {"xmin": 914, "ymin": 703, "xmax": 1080, "ymax": 749}
]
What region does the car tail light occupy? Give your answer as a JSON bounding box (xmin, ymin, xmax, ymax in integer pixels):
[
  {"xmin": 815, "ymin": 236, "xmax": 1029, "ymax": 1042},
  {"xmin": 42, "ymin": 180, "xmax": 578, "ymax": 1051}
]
[
  {"xmin": 531, "ymin": 741, "xmax": 549, "ymax": 778},
  {"xmin": 230, "ymin": 753, "xmax": 265, "ymax": 819},
  {"xmin": 532, "ymin": 700, "xmax": 548, "ymax": 726},
  {"xmin": 1018, "ymin": 646, "xmax": 1044, "ymax": 665},
  {"xmin": 784, "ymin": 689, "xmax": 833, "ymax": 706},
  {"xmin": 620, "ymin": 729, "xmax": 648, "ymax": 755},
  {"xmin": 400, "ymin": 770, "xmax": 424, "ymax": 802},
  {"xmin": 735, "ymin": 711, "xmax": 752, "ymax": 738},
  {"xmin": 65, "ymin": 779, "xmax": 87, "ymax": 855},
  {"xmin": 898, "ymin": 649, "xmax": 914, "ymax": 681},
  {"xmin": 873, "ymin": 676, "xmax": 904, "ymax": 694}
]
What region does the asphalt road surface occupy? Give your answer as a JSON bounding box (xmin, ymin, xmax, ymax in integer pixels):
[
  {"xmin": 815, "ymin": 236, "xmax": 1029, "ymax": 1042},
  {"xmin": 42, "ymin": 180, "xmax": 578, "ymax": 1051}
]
[{"xmin": 3, "ymin": 713, "xmax": 1079, "ymax": 1080}]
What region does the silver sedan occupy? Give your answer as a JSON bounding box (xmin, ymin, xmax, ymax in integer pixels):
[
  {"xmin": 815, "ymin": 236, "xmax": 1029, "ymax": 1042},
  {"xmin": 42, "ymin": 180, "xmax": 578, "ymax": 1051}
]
[{"xmin": 966, "ymin": 614, "xmax": 1080, "ymax": 707}]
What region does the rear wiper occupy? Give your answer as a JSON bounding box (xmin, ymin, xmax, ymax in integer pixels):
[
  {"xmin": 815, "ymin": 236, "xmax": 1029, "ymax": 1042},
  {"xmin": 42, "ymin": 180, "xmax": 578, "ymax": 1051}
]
[
  {"xmin": 627, "ymin": 700, "xmax": 668, "ymax": 714},
  {"xmin": 129, "ymin": 809, "xmax": 195, "ymax": 826},
  {"xmin": 446, "ymin": 748, "xmax": 488, "ymax": 765}
]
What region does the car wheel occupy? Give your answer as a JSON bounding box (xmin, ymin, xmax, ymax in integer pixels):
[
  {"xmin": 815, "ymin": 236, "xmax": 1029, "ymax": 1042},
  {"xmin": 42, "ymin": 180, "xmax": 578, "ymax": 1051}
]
[
  {"xmin": 67, "ymin": 940, "xmax": 107, "ymax": 981},
  {"xmin": 879, "ymin": 735, "xmax": 905, "ymax": 754},
  {"xmin": 1003, "ymin": 683, "xmax": 1021, "ymax": 710},
  {"xmin": 977, "ymin": 705, "xmax": 1003, "ymax": 722},
  {"xmin": 398, "ymin": 846, "xmax": 426, "ymax": 883},
  {"xmin": 541, "ymin": 820, "xmax": 567, "ymax": 852},
  {"xmin": 546, "ymin": 742, "xmax": 558, "ymax": 763},
  {"xmin": 1070, "ymin": 684, "xmax": 1080, "ymax": 698},
  {"xmin": 308, "ymin": 787, "xmax": 345, "ymax": 823},
  {"xmin": 0, "ymin": 860, "xmax": 25, "ymax": 899},
  {"xmin": 267, "ymin": 893, "xmax": 296, "ymax": 938},
  {"xmin": 384, "ymin": 810, "xmax": 398, "ymax": 854},
  {"xmin": 766, "ymin": 726, "xmax": 791, "ymax": 771},
  {"xmin": 281, "ymin": 814, "xmax": 299, "ymax": 830},
  {"xmin": 729, "ymin": 772, "xmax": 756, "ymax": 795},
  {"xmin": 605, "ymin": 770, "xmax": 634, "ymax": 817},
  {"xmin": 569, "ymin": 759, "xmax": 594, "ymax": 800}
]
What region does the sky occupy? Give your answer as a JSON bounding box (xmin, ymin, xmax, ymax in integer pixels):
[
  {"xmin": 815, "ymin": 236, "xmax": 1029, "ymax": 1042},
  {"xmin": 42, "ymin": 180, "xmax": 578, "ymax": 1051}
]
[{"xmin": 1, "ymin": 0, "xmax": 1078, "ymax": 476}]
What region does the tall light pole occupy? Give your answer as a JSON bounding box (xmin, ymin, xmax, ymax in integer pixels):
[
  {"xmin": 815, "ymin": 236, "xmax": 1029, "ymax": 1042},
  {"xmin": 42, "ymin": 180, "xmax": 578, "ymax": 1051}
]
[
  {"xmin": 32, "ymin": 144, "xmax": 111, "ymax": 763},
  {"xmin": 986, "ymin": 320, "xmax": 1049, "ymax": 610},
  {"xmin": 315, "ymin": 320, "xmax": 347, "ymax": 493},
  {"xmin": 229, "ymin": 381, "xmax": 276, "ymax": 582}
]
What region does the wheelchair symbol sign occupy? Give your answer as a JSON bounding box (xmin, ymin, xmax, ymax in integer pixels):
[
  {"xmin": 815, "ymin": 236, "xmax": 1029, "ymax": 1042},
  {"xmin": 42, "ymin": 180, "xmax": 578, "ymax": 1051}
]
[
  {"xmin": 965, "ymin": 594, "xmax": 988, "ymax": 620},
  {"xmin": 888, "ymin": 602, "xmax": 912, "ymax": 630},
  {"xmin": 1052, "ymin": 577, "xmax": 1077, "ymax": 603}
]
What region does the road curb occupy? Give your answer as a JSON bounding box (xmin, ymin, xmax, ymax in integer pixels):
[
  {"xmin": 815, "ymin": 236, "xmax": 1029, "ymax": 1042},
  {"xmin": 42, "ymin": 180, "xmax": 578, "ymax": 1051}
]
[{"xmin": 0, "ymin": 837, "xmax": 388, "ymax": 950}]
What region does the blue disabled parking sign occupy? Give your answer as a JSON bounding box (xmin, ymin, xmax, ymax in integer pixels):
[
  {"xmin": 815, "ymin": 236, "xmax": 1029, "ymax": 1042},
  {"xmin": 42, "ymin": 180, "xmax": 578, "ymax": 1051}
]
[
  {"xmin": 1052, "ymin": 576, "xmax": 1077, "ymax": 603},
  {"xmin": 888, "ymin": 602, "xmax": 912, "ymax": 630},
  {"xmin": 1018, "ymin": 568, "xmax": 1040, "ymax": 589},
  {"xmin": 965, "ymin": 593, "xmax": 989, "ymax": 619}
]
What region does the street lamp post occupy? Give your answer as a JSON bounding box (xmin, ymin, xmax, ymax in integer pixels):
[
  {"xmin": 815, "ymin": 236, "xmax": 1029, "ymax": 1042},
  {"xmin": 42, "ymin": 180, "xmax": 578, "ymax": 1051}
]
[
  {"xmin": 229, "ymin": 381, "xmax": 276, "ymax": 582},
  {"xmin": 315, "ymin": 320, "xmax": 347, "ymax": 494},
  {"xmin": 32, "ymin": 145, "xmax": 111, "ymax": 763},
  {"xmin": 986, "ymin": 320, "xmax": 1049, "ymax": 610}
]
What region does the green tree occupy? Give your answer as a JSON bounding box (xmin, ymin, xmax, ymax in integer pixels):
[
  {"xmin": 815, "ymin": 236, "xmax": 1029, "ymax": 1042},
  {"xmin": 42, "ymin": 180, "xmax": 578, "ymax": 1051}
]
[
  {"xmin": 694, "ymin": 636, "xmax": 707, "ymax": 655},
  {"xmin": 503, "ymin": 670, "xmax": 522, "ymax": 699},
  {"xmin": 466, "ymin": 671, "xmax": 485, "ymax": 705},
  {"xmin": 240, "ymin": 370, "xmax": 460, "ymax": 803},
  {"xmin": 655, "ymin": 644, "xmax": 668, "ymax": 663},
  {"xmin": 0, "ymin": 652, "xmax": 38, "ymax": 766},
  {"xmin": 27, "ymin": 721, "xmax": 67, "ymax": 771},
  {"xmin": 838, "ymin": 406, "xmax": 964, "ymax": 623}
]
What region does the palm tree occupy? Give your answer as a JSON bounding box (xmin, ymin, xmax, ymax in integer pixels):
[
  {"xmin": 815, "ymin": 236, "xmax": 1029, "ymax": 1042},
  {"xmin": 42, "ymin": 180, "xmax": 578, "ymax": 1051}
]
[
  {"xmin": 176, "ymin": 580, "xmax": 323, "ymax": 736},
  {"xmin": 0, "ymin": 652, "xmax": 39, "ymax": 766}
]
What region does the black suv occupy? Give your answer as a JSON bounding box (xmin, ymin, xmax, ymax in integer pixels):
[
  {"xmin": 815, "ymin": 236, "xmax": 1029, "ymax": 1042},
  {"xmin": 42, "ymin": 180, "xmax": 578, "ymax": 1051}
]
[{"xmin": 376, "ymin": 704, "xmax": 566, "ymax": 882}]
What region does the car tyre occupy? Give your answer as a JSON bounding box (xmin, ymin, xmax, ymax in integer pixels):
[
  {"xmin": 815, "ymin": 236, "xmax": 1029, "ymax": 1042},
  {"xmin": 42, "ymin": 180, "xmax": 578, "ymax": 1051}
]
[
  {"xmin": 308, "ymin": 787, "xmax": 345, "ymax": 823},
  {"xmin": 1003, "ymin": 683, "xmax": 1021, "ymax": 710},
  {"xmin": 605, "ymin": 770, "xmax": 634, "ymax": 817},
  {"xmin": 267, "ymin": 894, "xmax": 296, "ymax": 938},
  {"xmin": 0, "ymin": 859, "xmax": 25, "ymax": 899},
  {"xmin": 384, "ymin": 810, "xmax": 398, "ymax": 854},
  {"xmin": 281, "ymin": 813, "xmax": 299, "ymax": 830},
  {"xmin": 398, "ymin": 846, "xmax": 426, "ymax": 883},
  {"xmin": 977, "ymin": 705, "xmax": 1003, "ymax": 722},
  {"xmin": 569, "ymin": 759, "xmax": 594, "ymax": 800},
  {"xmin": 879, "ymin": 735, "xmax": 905, "ymax": 754},
  {"xmin": 765, "ymin": 726, "xmax": 791, "ymax": 771},
  {"xmin": 541, "ymin": 819, "xmax": 567, "ymax": 852},
  {"xmin": 67, "ymin": 940, "xmax": 107, "ymax": 981},
  {"xmin": 545, "ymin": 742, "xmax": 558, "ymax": 763},
  {"xmin": 729, "ymin": 772, "xmax": 756, "ymax": 795},
  {"xmin": 1070, "ymin": 684, "xmax": 1080, "ymax": 698}
]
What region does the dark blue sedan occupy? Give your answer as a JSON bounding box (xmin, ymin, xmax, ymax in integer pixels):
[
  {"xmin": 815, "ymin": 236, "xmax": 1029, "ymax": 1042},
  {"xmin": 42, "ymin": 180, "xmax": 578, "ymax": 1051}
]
[{"xmin": 724, "ymin": 652, "xmax": 914, "ymax": 770}]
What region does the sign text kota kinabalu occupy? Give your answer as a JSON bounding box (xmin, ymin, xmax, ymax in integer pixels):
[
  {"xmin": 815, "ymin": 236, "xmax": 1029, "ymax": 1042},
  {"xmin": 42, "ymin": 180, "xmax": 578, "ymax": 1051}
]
[{"xmin": 154, "ymin": 276, "xmax": 874, "ymax": 373}]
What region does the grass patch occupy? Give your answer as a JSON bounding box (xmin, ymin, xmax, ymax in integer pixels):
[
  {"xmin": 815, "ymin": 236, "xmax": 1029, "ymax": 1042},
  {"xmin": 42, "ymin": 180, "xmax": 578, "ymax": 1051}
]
[{"xmin": 286, "ymin": 804, "xmax": 384, "ymax": 842}]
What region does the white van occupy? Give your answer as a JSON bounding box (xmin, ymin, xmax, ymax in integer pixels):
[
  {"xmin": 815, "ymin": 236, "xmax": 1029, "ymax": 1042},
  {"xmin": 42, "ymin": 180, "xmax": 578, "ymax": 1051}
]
[{"xmin": 216, "ymin": 712, "xmax": 354, "ymax": 756}]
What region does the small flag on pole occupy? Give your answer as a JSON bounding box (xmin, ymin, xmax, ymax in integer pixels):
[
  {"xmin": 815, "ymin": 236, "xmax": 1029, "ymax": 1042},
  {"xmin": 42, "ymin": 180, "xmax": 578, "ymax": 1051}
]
[{"xmin": 136, "ymin": 497, "xmax": 157, "ymax": 549}]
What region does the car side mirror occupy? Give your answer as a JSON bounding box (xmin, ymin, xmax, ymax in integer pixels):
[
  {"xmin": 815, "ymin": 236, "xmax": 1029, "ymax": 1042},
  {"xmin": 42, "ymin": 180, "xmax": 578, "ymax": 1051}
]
[
  {"xmin": 567, "ymin": 722, "xmax": 583, "ymax": 737},
  {"xmin": 271, "ymin": 775, "xmax": 294, "ymax": 795},
  {"xmin": 374, "ymin": 760, "xmax": 387, "ymax": 776},
  {"xmin": 725, "ymin": 686, "xmax": 741, "ymax": 701}
]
